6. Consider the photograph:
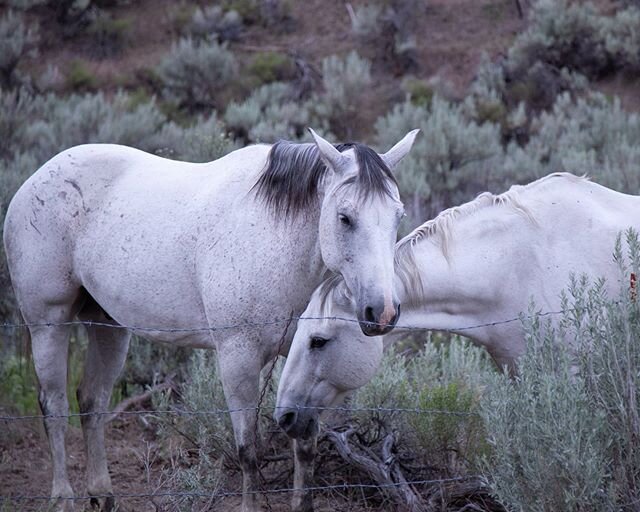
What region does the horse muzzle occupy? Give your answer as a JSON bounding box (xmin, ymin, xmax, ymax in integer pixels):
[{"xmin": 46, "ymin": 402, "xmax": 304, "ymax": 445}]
[
  {"xmin": 358, "ymin": 303, "xmax": 400, "ymax": 336},
  {"xmin": 275, "ymin": 405, "xmax": 319, "ymax": 440}
]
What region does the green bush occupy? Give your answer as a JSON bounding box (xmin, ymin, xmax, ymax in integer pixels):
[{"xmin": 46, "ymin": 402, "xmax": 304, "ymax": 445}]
[
  {"xmin": 351, "ymin": 338, "xmax": 494, "ymax": 475},
  {"xmin": 248, "ymin": 52, "xmax": 296, "ymax": 86},
  {"xmin": 401, "ymin": 77, "xmax": 434, "ymax": 108},
  {"xmin": 0, "ymin": 10, "xmax": 39, "ymax": 89},
  {"xmin": 157, "ymin": 38, "xmax": 238, "ymax": 111},
  {"xmin": 65, "ymin": 59, "xmax": 98, "ymax": 91}
]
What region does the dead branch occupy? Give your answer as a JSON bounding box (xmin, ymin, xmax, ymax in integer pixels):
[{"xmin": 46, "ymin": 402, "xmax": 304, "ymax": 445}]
[
  {"xmin": 426, "ymin": 476, "xmax": 502, "ymax": 512},
  {"xmin": 325, "ymin": 428, "xmax": 428, "ymax": 512}
]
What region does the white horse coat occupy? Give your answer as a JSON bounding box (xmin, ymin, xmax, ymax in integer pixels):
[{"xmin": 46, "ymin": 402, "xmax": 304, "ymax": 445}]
[
  {"xmin": 276, "ymin": 173, "xmax": 640, "ymax": 437},
  {"xmin": 3, "ymin": 129, "xmax": 419, "ymax": 512}
]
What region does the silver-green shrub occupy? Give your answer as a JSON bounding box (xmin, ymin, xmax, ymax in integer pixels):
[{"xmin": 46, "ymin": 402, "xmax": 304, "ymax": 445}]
[
  {"xmin": 316, "ymin": 51, "xmax": 372, "ymax": 137},
  {"xmin": 349, "ymin": 4, "xmax": 383, "ymax": 42},
  {"xmin": 481, "ymin": 231, "xmax": 640, "ymax": 510},
  {"xmin": 504, "ymin": 91, "xmax": 640, "ymax": 192},
  {"xmin": 188, "ymin": 5, "xmax": 243, "ymax": 42},
  {"xmin": 157, "ymin": 38, "xmax": 238, "ymax": 111},
  {"xmin": 481, "ymin": 311, "xmax": 612, "ymax": 511},
  {"xmin": 152, "ymin": 351, "xmax": 285, "ymax": 502},
  {"xmin": 152, "ymin": 114, "xmax": 237, "ymax": 163},
  {"xmin": 0, "ymin": 10, "xmax": 39, "ymax": 89},
  {"xmin": 224, "ymin": 82, "xmax": 331, "ymax": 143},
  {"xmin": 573, "ymin": 230, "xmax": 640, "ymax": 506},
  {"xmin": 152, "ymin": 349, "xmax": 232, "ymax": 510},
  {"xmin": 224, "ymin": 52, "xmax": 372, "ymax": 143},
  {"xmin": 7, "ymin": 0, "xmax": 47, "ymax": 8},
  {"xmin": 5, "ymin": 91, "xmax": 233, "ymax": 164},
  {"xmin": 508, "ymin": 0, "xmax": 640, "ymax": 78},
  {"xmin": 374, "ymin": 96, "xmax": 503, "ymax": 228}
]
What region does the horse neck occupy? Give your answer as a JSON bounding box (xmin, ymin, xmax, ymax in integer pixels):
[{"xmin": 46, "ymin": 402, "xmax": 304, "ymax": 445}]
[{"xmin": 390, "ymin": 208, "xmax": 534, "ymax": 345}]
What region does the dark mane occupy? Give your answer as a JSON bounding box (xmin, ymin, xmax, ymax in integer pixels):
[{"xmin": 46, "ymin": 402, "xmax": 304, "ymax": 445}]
[{"xmin": 253, "ymin": 140, "xmax": 397, "ymax": 218}]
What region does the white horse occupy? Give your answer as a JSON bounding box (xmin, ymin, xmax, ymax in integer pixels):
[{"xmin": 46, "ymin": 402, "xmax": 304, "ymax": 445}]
[
  {"xmin": 3, "ymin": 128, "xmax": 419, "ymax": 512},
  {"xmin": 275, "ymin": 172, "xmax": 640, "ymax": 439}
]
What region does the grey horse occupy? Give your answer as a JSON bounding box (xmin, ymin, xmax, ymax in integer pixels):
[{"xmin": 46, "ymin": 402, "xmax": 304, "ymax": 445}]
[{"xmin": 3, "ymin": 128, "xmax": 418, "ymax": 512}]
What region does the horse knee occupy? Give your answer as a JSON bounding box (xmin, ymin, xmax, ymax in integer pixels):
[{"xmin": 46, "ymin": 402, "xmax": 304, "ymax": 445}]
[{"xmin": 76, "ymin": 388, "xmax": 100, "ymax": 428}]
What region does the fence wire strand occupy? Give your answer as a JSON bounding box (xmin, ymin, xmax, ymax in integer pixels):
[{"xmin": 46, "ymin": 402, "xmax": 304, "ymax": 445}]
[
  {"xmin": 0, "ymin": 308, "xmax": 569, "ymax": 335},
  {"xmin": 0, "ymin": 476, "xmax": 479, "ymax": 503},
  {"xmin": 0, "ymin": 404, "xmax": 479, "ymax": 422}
]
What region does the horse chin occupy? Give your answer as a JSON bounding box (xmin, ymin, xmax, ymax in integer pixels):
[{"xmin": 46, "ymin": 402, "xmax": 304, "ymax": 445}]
[
  {"xmin": 289, "ymin": 416, "xmax": 319, "ymax": 440},
  {"xmin": 276, "ymin": 405, "xmax": 320, "ymax": 439}
]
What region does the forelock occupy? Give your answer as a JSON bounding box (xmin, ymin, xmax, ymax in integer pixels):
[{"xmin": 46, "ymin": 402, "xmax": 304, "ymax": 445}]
[{"xmin": 333, "ymin": 143, "xmax": 398, "ymax": 202}]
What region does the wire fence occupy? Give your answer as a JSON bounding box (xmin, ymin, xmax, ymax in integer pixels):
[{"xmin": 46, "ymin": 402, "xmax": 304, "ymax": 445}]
[
  {"xmin": 0, "ymin": 307, "xmax": 569, "ymax": 335},
  {"xmin": 0, "ymin": 310, "xmax": 566, "ymax": 508}
]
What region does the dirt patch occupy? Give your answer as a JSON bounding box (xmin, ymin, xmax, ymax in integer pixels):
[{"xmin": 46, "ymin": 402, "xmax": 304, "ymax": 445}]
[
  {"xmin": 1, "ymin": 414, "xmax": 165, "ymax": 511},
  {"xmin": 0, "ymin": 412, "xmax": 392, "ymax": 511}
]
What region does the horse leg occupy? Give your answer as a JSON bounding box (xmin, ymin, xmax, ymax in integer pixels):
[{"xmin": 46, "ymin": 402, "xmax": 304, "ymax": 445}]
[
  {"xmin": 292, "ymin": 435, "xmax": 317, "ymax": 512},
  {"xmin": 77, "ymin": 305, "xmax": 130, "ymax": 511},
  {"xmin": 31, "ymin": 323, "xmax": 74, "ymax": 511},
  {"xmin": 217, "ymin": 346, "xmax": 262, "ymax": 512}
]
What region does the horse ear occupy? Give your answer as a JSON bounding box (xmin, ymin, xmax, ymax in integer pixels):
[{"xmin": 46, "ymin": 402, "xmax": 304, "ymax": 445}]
[
  {"xmin": 308, "ymin": 128, "xmax": 347, "ymax": 174},
  {"xmin": 380, "ymin": 129, "xmax": 420, "ymax": 170}
]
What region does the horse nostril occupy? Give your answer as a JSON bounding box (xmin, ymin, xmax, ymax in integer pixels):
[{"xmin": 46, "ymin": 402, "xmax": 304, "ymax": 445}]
[
  {"xmin": 278, "ymin": 410, "xmax": 297, "ymax": 432},
  {"xmin": 364, "ymin": 306, "xmax": 376, "ymax": 323},
  {"xmin": 390, "ymin": 304, "xmax": 401, "ymax": 326}
]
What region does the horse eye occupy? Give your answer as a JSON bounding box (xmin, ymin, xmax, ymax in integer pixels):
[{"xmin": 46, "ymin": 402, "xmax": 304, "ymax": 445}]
[
  {"xmin": 310, "ymin": 336, "xmax": 330, "ymax": 349},
  {"xmin": 338, "ymin": 214, "xmax": 352, "ymax": 227}
]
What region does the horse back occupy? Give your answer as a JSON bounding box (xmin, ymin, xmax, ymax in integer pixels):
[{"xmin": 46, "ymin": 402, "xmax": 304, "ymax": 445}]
[{"xmin": 3, "ymin": 143, "xmax": 269, "ymax": 328}]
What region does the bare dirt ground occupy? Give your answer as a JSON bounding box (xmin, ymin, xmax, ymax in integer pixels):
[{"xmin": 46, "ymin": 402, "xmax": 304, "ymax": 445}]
[{"xmin": 0, "ymin": 411, "xmax": 391, "ymax": 511}]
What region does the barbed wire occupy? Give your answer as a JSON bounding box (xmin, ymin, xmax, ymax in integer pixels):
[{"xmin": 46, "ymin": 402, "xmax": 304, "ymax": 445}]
[
  {"xmin": 0, "ymin": 476, "xmax": 480, "ymax": 503},
  {"xmin": 0, "ymin": 308, "xmax": 569, "ymax": 335}
]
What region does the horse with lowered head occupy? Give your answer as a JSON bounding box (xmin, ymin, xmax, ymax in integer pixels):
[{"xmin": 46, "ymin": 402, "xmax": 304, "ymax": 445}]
[
  {"xmin": 3, "ymin": 128, "xmax": 419, "ymax": 512},
  {"xmin": 276, "ymin": 172, "xmax": 640, "ymax": 442}
]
